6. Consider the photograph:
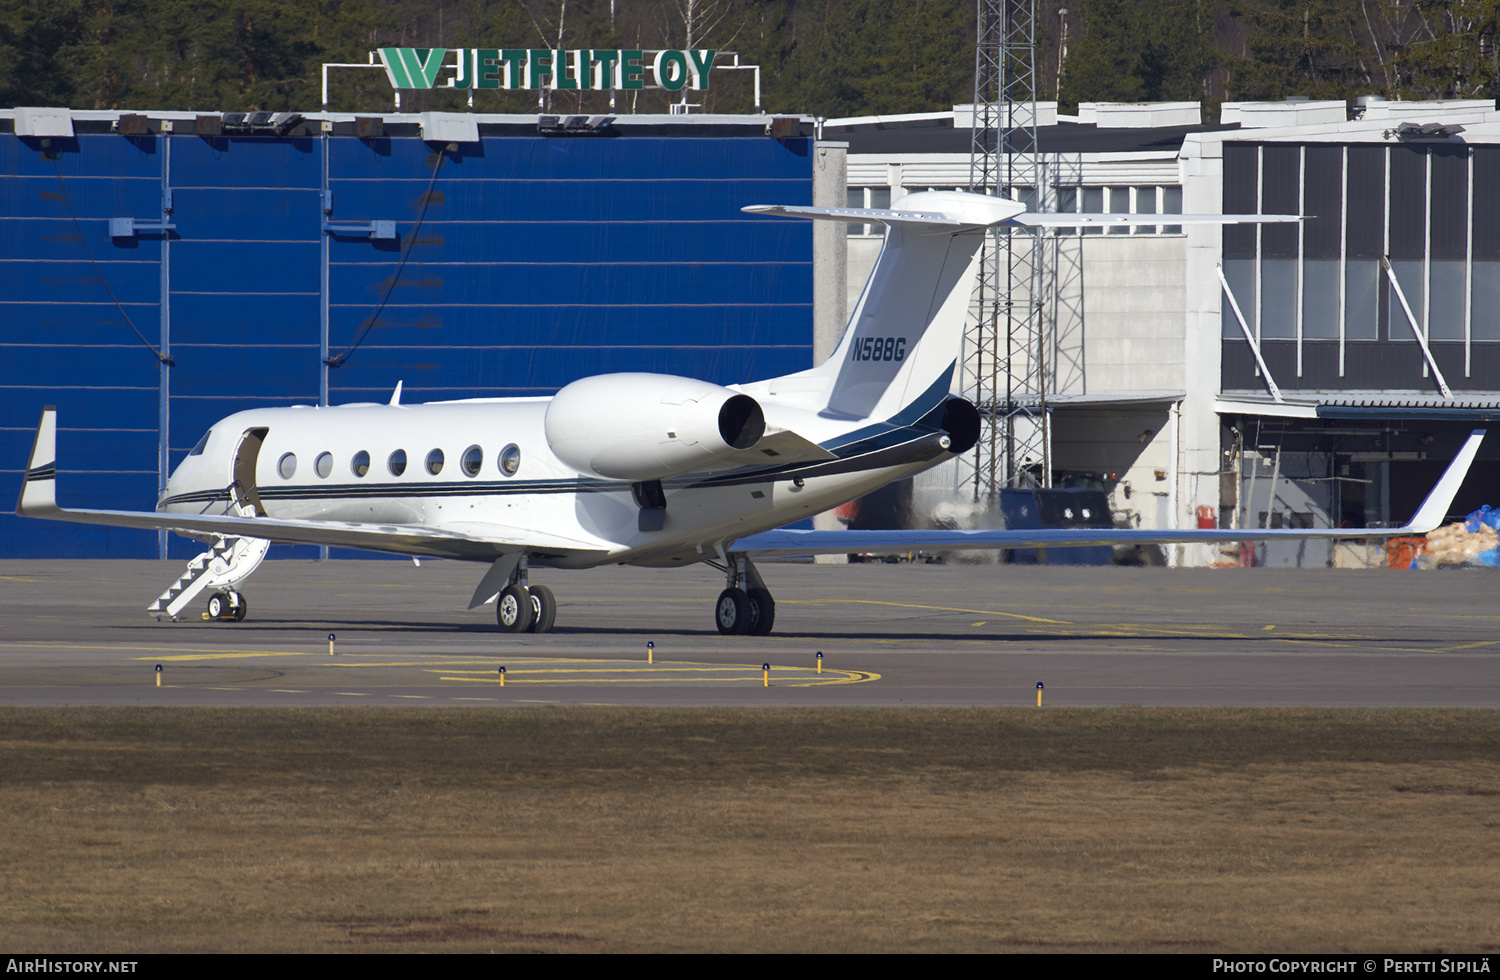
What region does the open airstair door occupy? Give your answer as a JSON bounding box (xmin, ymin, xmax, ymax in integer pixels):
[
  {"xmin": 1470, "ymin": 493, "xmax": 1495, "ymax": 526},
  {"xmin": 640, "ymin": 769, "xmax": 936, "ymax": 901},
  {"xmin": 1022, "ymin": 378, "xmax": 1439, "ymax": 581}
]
[{"xmin": 231, "ymin": 427, "xmax": 267, "ymax": 516}]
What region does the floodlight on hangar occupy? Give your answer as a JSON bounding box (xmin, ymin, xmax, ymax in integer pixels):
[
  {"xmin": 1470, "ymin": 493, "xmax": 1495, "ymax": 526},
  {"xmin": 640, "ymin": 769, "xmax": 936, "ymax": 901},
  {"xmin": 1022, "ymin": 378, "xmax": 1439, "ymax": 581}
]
[
  {"xmin": 536, "ymin": 115, "xmax": 615, "ymax": 135},
  {"xmin": 219, "ymin": 112, "xmax": 303, "ymax": 136},
  {"xmin": 1385, "ymin": 121, "xmax": 1465, "ymax": 141}
]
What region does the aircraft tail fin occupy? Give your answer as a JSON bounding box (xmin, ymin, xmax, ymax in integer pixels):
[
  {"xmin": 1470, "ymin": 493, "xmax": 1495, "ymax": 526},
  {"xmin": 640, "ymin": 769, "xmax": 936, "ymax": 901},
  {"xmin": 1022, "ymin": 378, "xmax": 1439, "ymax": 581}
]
[
  {"xmin": 15, "ymin": 407, "xmax": 58, "ymax": 516},
  {"xmin": 745, "ymin": 195, "xmax": 1302, "ymax": 424},
  {"xmin": 746, "ymin": 191, "xmax": 1022, "ymax": 421}
]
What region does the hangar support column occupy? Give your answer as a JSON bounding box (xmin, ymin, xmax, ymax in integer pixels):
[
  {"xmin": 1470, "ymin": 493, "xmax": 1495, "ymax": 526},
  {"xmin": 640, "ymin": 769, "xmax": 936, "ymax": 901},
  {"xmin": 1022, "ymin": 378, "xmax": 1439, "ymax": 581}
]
[
  {"xmin": 1180, "ymin": 133, "xmax": 1232, "ymax": 567},
  {"xmin": 811, "ymin": 140, "xmax": 848, "ymax": 363},
  {"xmin": 812, "ymin": 138, "xmax": 849, "ymax": 562}
]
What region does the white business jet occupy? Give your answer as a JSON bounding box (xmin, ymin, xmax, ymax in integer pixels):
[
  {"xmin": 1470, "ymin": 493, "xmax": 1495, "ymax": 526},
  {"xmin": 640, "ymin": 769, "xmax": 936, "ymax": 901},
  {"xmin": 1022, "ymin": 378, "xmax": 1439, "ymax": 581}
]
[{"xmin": 16, "ymin": 192, "xmax": 1484, "ymax": 634}]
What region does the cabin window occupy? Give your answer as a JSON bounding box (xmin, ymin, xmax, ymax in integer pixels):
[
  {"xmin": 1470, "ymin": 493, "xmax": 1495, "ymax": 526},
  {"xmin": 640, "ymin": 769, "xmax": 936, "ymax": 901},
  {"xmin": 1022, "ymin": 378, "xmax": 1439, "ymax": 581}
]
[
  {"xmin": 461, "ymin": 445, "xmax": 483, "ymax": 477},
  {"xmin": 188, "ymin": 430, "xmax": 212, "ymax": 456},
  {"xmin": 388, "ymin": 449, "xmax": 407, "ymax": 477},
  {"xmin": 315, "ymin": 452, "xmax": 333, "ymax": 479},
  {"xmin": 499, "ymin": 443, "xmax": 521, "ymax": 476},
  {"xmin": 426, "ymin": 449, "xmax": 445, "ymax": 475},
  {"xmin": 351, "ymin": 451, "xmax": 370, "ymax": 477},
  {"xmin": 277, "ymin": 453, "xmax": 297, "ymax": 479}
]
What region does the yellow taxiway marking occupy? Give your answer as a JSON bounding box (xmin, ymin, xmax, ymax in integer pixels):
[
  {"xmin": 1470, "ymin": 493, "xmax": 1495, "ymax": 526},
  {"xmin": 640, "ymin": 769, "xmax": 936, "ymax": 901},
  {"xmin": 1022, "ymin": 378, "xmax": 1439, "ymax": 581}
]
[
  {"xmin": 1436, "ymin": 638, "xmax": 1500, "ymax": 652},
  {"xmin": 435, "ymin": 664, "xmax": 878, "ymax": 686},
  {"xmin": 268, "ymin": 689, "xmax": 307, "ymax": 693},
  {"xmin": 391, "ymin": 695, "xmax": 431, "ymax": 699},
  {"xmin": 139, "ymin": 652, "xmax": 323, "ymax": 661},
  {"xmin": 324, "ymin": 658, "xmax": 624, "ymax": 668},
  {"xmin": 335, "ymin": 692, "xmax": 369, "ymax": 697},
  {"xmin": 0, "ymin": 642, "xmax": 320, "ymax": 660},
  {"xmin": 788, "ymin": 598, "xmax": 1071, "ymax": 625},
  {"xmin": 0, "ymin": 576, "xmax": 40, "ymax": 582}
]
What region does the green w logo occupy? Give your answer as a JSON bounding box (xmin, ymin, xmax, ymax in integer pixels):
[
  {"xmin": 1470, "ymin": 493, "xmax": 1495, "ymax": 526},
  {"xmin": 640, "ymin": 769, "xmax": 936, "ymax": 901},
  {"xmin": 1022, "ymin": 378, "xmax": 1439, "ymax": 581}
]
[{"xmin": 378, "ymin": 48, "xmax": 449, "ymax": 89}]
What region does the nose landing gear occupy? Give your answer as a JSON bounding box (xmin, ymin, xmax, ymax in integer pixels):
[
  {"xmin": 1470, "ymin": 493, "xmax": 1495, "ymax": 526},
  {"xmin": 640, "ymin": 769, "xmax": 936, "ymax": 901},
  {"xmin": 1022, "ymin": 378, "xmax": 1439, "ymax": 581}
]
[{"xmin": 206, "ymin": 590, "xmax": 247, "ymax": 622}]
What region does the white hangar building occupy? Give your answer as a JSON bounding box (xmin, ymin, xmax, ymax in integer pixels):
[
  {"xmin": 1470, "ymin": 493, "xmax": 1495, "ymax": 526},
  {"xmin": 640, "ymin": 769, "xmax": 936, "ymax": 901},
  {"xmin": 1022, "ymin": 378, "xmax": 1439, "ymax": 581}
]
[{"xmin": 821, "ymin": 99, "xmax": 1500, "ymax": 567}]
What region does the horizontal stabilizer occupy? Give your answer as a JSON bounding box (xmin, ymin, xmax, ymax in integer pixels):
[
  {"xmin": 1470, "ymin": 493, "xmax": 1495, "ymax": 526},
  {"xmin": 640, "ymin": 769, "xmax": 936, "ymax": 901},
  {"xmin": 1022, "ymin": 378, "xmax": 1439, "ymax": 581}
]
[
  {"xmin": 744, "ymin": 204, "xmax": 969, "ymax": 227},
  {"xmin": 745, "ymin": 192, "xmax": 1024, "ymax": 229},
  {"xmin": 1009, "ymin": 212, "xmax": 1301, "ymax": 228}
]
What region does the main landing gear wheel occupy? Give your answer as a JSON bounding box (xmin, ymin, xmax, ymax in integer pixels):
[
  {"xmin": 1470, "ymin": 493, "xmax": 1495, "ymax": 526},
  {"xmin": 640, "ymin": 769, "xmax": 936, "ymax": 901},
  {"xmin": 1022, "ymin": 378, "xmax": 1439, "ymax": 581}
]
[
  {"xmin": 496, "ymin": 584, "xmax": 535, "ymax": 632},
  {"xmin": 746, "ymin": 588, "xmax": 775, "ymax": 636},
  {"xmin": 527, "ymin": 585, "xmax": 556, "ymax": 634},
  {"xmin": 716, "ymin": 588, "xmax": 752, "ymax": 635},
  {"xmin": 714, "ymin": 556, "xmax": 779, "ymax": 636}
]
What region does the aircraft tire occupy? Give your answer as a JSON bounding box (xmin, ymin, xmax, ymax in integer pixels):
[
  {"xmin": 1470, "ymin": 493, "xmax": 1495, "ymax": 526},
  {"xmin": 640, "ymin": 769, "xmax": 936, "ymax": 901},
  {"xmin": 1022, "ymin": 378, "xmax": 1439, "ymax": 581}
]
[
  {"xmin": 715, "ymin": 588, "xmax": 752, "ymax": 635},
  {"xmin": 207, "ymin": 592, "xmax": 228, "ymax": 620},
  {"xmin": 497, "ymin": 584, "xmax": 535, "ymax": 633},
  {"xmin": 232, "ymin": 592, "xmax": 248, "ymax": 622},
  {"xmin": 527, "ymin": 585, "xmax": 556, "ymax": 633},
  {"xmin": 746, "ymin": 589, "xmax": 775, "ymax": 636}
]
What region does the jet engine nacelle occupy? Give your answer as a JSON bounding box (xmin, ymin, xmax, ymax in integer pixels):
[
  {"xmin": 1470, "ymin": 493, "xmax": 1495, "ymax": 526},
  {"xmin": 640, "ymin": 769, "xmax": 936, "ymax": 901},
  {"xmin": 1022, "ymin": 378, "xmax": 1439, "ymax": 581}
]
[{"xmin": 544, "ymin": 373, "xmax": 767, "ymax": 481}]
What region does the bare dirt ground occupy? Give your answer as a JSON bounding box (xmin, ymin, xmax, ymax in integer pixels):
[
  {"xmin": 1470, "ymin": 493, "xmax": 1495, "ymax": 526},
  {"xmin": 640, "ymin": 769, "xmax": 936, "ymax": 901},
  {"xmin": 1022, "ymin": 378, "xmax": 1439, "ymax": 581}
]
[{"xmin": 3, "ymin": 706, "xmax": 1497, "ymax": 953}]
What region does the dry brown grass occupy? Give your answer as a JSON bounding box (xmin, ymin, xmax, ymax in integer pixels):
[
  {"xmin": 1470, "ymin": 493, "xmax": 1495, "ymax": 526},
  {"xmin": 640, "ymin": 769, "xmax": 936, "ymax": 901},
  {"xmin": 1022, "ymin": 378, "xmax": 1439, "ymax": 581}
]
[{"xmin": 1, "ymin": 706, "xmax": 1498, "ymax": 952}]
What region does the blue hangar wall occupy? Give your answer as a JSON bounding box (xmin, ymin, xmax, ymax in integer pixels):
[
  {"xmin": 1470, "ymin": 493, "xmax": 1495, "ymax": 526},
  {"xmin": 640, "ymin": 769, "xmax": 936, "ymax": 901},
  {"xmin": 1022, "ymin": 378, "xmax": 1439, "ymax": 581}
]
[{"xmin": 0, "ymin": 115, "xmax": 817, "ymax": 559}]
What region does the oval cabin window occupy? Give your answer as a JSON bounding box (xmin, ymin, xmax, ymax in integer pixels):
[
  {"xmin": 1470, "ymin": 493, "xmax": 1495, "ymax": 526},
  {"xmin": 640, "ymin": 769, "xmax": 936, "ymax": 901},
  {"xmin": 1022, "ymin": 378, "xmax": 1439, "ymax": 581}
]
[
  {"xmin": 426, "ymin": 449, "xmax": 445, "ymax": 475},
  {"xmin": 277, "ymin": 453, "xmax": 297, "ymax": 479},
  {"xmin": 351, "ymin": 451, "xmax": 370, "ymax": 477},
  {"xmin": 461, "ymin": 445, "xmax": 483, "ymax": 477},
  {"xmin": 315, "ymin": 452, "xmax": 333, "ymax": 479},
  {"xmin": 499, "ymin": 444, "xmax": 521, "ymax": 476},
  {"xmin": 388, "ymin": 449, "xmax": 407, "ymax": 477}
]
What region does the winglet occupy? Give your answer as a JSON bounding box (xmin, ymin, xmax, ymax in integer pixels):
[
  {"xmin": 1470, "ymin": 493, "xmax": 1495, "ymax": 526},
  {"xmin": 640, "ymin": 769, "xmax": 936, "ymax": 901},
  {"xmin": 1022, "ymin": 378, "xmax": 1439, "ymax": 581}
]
[
  {"xmin": 1400, "ymin": 429, "xmax": 1485, "ymax": 534},
  {"xmin": 16, "ymin": 407, "xmax": 59, "ymax": 517}
]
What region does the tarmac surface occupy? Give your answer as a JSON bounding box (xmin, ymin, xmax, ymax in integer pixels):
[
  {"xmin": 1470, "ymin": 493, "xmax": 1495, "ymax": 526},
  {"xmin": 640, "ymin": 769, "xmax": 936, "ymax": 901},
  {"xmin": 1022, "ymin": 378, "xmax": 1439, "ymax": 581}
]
[{"xmin": 1, "ymin": 557, "xmax": 1498, "ymax": 708}]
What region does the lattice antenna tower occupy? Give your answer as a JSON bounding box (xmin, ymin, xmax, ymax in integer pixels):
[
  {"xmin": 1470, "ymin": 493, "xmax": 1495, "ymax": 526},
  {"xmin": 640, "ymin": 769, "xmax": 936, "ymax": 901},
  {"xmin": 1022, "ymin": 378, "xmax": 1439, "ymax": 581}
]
[{"xmin": 963, "ymin": 0, "xmax": 1051, "ymax": 499}]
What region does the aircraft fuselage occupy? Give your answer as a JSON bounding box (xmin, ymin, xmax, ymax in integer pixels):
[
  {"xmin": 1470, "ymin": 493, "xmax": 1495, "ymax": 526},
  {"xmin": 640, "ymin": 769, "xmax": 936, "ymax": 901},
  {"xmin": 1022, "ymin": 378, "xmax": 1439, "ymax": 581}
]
[{"xmin": 160, "ymin": 397, "xmax": 951, "ymax": 569}]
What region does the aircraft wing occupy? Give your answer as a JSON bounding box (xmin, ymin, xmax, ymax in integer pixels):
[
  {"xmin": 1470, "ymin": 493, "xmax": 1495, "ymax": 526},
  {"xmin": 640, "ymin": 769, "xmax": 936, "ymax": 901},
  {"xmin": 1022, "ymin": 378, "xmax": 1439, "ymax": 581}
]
[
  {"xmin": 14, "ymin": 408, "xmax": 609, "ymax": 564},
  {"xmin": 731, "ymin": 430, "xmax": 1485, "ymax": 557}
]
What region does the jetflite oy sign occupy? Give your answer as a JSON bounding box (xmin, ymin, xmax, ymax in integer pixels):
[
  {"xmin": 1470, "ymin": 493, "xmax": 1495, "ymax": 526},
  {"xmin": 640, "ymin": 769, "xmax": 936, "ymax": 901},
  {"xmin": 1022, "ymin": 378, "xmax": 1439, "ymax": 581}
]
[{"xmin": 378, "ymin": 48, "xmax": 718, "ymax": 92}]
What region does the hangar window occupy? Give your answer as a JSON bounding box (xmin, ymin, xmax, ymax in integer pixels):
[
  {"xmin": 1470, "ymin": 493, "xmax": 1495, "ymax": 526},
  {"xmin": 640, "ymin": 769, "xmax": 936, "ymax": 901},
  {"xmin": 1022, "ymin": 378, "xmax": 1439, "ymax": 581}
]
[
  {"xmin": 277, "ymin": 453, "xmax": 297, "ymax": 479},
  {"xmin": 351, "ymin": 450, "xmax": 370, "ymax": 477},
  {"xmin": 315, "ymin": 452, "xmax": 333, "ymax": 479},
  {"xmin": 426, "ymin": 449, "xmax": 445, "ymax": 475},
  {"xmin": 499, "ymin": 443, "xmax": 521, "ymax": 476},
  {"xmin": 388, "ymin": 449, "xmax": 407, "ymax": 477},
  {"xmin": 189, "ymin": 430, "xmax": 212, "ymax": 456},
  {"xmin": 846, "ymin": 187, "xmax": 891, "ymax": 237},
  {"xmin": 461, "ymin": 445, "xmax": 483, "ymax": 477}
]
